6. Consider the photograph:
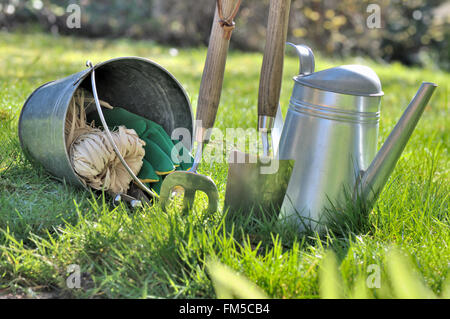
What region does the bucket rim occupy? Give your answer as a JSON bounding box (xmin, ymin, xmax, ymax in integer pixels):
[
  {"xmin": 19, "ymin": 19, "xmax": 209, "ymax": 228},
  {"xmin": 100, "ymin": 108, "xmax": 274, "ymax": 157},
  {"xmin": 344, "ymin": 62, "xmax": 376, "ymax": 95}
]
[
  {"xmin": 89, "ymin": 56, "xmax": 193, "ymax": 131},
  {"xmin": 19, "ymin": 56, "xmax": 194, "ymax": 152}
]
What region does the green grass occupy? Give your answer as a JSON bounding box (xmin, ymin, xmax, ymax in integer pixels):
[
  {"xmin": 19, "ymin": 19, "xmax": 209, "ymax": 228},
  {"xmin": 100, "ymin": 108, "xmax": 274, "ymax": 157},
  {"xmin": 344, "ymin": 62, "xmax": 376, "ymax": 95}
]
[{"xmin": 0, "ymin": 31, "xmax": 449, "ymax": 298}]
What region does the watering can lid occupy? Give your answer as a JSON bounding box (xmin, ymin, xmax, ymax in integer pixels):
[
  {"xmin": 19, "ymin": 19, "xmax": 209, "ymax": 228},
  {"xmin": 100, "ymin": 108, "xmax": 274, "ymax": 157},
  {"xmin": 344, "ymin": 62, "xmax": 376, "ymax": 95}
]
[{"xmin": 295, "ymin": 64, "xmax": 384, "ymax": 97}]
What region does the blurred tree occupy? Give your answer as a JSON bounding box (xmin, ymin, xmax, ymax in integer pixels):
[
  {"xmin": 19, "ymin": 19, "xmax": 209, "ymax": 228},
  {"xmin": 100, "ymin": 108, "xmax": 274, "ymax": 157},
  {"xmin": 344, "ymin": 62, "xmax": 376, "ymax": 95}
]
[{"xmin": 0, "ymin": 0, "xmax": 448, "ymax": 69}]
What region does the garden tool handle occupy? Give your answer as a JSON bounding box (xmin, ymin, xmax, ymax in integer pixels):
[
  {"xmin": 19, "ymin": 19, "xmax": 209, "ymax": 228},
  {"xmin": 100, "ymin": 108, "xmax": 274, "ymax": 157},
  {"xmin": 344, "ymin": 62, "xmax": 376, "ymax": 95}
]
[
  {"xmin": 195, "ymin": 0, "xmax": 241, "ymax": 143},
  {"xmin": 258, "ymin": 0, "xmax": 291, "ymax": 131}
]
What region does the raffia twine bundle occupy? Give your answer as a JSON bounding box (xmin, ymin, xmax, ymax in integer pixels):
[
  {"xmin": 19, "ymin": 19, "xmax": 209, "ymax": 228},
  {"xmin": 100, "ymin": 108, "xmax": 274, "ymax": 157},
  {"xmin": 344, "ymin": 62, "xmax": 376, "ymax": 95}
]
[{"xmin": 65, "ymin": 89, "xmax": 145, "ymax": 194}]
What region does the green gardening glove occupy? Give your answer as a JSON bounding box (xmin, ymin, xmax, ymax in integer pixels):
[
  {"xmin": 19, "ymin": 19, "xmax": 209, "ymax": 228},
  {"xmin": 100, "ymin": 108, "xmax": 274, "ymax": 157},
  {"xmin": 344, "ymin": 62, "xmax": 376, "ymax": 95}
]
[
  {"xmin": 173, "ymin": 140, "xmax": 194, "ymax": 171},
  {"xmin": 141, "ymin": 137, "xmax": 175, "ymax": 175},
  {"xmin": 137, "ymin": 160, "xmax": 159, "ymax": 184},
  {"xmin": 105, "ymin": 117, "xmax": 179, "ymax": 173},
  {"xmin": 126, "ymin": 118, "xmax": 194, "ymax": 171}
]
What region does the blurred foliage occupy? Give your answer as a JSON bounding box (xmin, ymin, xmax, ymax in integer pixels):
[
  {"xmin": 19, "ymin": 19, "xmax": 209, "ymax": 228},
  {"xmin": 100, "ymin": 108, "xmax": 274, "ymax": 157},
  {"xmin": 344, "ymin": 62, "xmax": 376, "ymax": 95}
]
[
  {"xmin": 207, "ymin": 260, "xmax": 268, "ymax": 299},
  {"xmin": 318, "ymin": 249, "xmax": 447, "ymax": 299},
  {"xmin": 209, "ymin": 248, "xmax": 450, "ymax": 299},
  {"xmin": 0, "ymin": 0, "xmax": 449, "ymax": 69}
]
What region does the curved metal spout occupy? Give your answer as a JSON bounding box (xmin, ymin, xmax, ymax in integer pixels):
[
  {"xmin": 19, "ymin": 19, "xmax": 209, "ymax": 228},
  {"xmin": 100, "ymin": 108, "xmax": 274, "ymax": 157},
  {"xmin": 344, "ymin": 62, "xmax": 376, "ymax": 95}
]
[{"xmin": 357, "ymin": 82, "xmax": 437, "ymax": 206}]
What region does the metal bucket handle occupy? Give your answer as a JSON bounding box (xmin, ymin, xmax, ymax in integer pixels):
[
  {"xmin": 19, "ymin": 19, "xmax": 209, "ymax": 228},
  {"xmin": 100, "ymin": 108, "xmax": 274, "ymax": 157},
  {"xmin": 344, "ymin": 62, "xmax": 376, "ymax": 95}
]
[{"xmin": 86, "ymin": 61, "xmax": 158, "ymax": 199}]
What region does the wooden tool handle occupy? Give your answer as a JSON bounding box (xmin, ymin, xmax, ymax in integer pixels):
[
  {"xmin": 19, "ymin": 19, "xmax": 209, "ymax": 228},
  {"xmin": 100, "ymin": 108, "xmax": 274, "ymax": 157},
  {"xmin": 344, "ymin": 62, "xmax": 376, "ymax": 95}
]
[
  {"xmin": 196, "ymin": 0, "xmax": 241, "ymax": 142},
  {"xmin": 258, "ymin": 0, "xmax": 291, "ymax": 119}
]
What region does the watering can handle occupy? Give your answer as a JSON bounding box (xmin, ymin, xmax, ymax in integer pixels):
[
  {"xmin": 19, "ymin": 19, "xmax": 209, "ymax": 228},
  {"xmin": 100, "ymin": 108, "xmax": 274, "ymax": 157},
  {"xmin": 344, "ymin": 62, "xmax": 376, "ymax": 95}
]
[
  {"xmin": 287, "ymin": 42, "xmax": 315, "ymax": 76},
  {"xmin": 86, "ymin": 61, "xmax": 158, "ymax": 200}
]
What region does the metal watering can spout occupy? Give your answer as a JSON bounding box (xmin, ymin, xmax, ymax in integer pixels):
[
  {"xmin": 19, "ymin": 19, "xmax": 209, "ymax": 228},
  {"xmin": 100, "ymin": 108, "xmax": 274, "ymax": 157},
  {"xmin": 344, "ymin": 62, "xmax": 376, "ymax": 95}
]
[{"xmin": 357, "ymin": 82, "xmax": 438, "ymax": 206}]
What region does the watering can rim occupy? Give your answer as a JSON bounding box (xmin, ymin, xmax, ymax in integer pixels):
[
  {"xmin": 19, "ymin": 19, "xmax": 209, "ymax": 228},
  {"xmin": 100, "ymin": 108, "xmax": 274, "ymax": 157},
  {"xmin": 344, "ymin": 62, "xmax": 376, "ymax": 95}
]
[
  {"xmin": 292, "ymin": 75, "xmax": 385, "ymax": 98},
  {"xmin": 287, "ymin": 43, "xmax": 385, "ymax": 98}
]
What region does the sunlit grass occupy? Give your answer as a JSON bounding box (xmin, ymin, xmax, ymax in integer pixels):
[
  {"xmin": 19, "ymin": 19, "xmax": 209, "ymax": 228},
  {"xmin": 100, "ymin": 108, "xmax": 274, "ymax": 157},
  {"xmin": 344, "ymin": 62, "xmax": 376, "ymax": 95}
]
[{"xmin": 0, "ymin": 31, "xmax": 448, "ymax": 298}]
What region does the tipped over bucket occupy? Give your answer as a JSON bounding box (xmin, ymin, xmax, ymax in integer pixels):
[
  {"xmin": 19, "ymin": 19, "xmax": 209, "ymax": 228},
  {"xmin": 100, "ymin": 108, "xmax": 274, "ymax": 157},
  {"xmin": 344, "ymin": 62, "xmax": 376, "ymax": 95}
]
[{"xmin": 18, "ymin": 57, "xmax": 193, "ymax": 189}]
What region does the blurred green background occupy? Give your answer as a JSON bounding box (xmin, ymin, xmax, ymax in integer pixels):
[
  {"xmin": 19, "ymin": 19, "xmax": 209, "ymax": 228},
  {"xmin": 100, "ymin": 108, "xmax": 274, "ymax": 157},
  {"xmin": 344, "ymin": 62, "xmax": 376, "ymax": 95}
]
[{"xmin": 1, "ymin": 0, "xmax": 449, "ymax": 70}]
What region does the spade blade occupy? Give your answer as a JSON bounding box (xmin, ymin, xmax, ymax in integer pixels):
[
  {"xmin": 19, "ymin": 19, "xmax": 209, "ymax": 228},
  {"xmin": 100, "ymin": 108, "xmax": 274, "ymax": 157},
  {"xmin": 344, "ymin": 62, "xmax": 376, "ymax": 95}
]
[{"xmin": 224, "ymin": 150, "xmax": 294, "ymax": 219}]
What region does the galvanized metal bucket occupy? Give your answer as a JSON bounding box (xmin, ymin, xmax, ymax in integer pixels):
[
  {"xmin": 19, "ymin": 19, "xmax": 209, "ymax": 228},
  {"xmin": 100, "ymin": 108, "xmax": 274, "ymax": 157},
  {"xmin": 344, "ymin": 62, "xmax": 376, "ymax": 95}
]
[{"xmin": 18, "ymin": 57, "xmax": 193, "ymax": 189}]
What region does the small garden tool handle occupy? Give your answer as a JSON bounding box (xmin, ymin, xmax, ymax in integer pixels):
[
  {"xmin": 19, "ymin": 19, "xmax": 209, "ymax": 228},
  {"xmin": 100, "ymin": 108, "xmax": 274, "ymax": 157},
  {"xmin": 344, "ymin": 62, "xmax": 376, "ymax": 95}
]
[
  {"xmin": 195, "ymin": 0, "xmax": 242, "ymax": 144},
  {"xmin": 86, "ymin": 61, "xmax": 158, "ymax": 199},
  {"xmin": 258, "ymin": 0, "xmax": 292, "ymax": 130}
]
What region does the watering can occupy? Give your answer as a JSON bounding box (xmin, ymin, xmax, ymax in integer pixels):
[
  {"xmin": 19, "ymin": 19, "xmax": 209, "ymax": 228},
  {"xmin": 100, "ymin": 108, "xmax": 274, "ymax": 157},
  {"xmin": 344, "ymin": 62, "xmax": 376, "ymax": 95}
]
[{"xmin": 278, "ymin": 43, "xmax": 437, "ymax": 231}]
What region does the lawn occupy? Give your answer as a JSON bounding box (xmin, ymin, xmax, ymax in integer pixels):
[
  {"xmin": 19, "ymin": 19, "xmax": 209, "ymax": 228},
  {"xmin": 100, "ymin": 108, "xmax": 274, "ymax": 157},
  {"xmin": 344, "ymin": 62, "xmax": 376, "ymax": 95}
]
[{"xmin": 0, "ymin": 31, "xmax": 448, "ymax": 299}]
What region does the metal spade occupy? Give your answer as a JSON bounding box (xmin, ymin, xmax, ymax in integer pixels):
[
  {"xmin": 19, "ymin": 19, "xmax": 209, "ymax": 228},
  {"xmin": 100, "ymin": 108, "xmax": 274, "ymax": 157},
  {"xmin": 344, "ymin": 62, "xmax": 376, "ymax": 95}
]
[{"xmin": 224, "ymin": 0, "xmax": 294, "ymax": 218}]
